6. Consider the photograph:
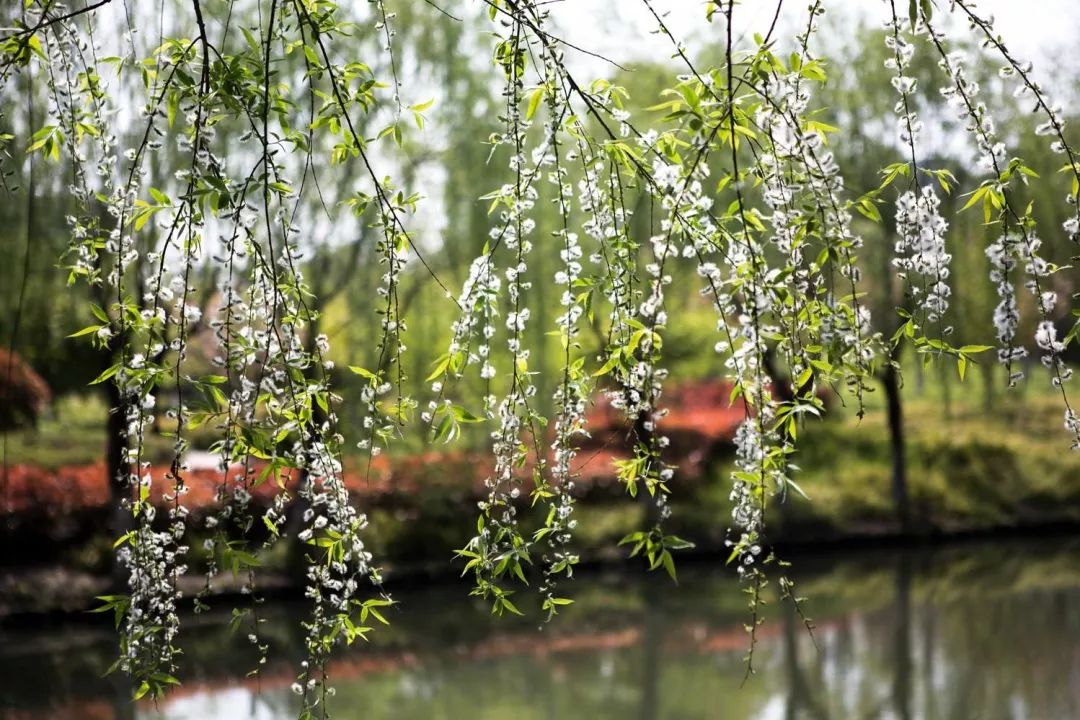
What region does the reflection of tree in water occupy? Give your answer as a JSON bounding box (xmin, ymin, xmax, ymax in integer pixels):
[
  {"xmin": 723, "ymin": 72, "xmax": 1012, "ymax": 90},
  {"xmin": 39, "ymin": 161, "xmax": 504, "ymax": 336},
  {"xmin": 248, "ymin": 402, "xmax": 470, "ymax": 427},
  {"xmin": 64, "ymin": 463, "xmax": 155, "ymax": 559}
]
[
  {"xmin": 782, "ymin": 597, "xmax": 829, "ymax": 720},
  {"xmin": 779, "ymin": 543, "xmax": 1080, "ymax": 720},
  {"xmin": 892, "ymin": 552, "xmax": 912, "ymax": 720},
  {"xmin": 3, "ymin": 543, "xmax": 1079, "ymax": 719},
  {"xmin": 928, "ymin": 556, "xmax": 1080, "ymax": 718},
  {"xmin": 639, "ymin": 579, "xmax": 663, "ymax": 720}
]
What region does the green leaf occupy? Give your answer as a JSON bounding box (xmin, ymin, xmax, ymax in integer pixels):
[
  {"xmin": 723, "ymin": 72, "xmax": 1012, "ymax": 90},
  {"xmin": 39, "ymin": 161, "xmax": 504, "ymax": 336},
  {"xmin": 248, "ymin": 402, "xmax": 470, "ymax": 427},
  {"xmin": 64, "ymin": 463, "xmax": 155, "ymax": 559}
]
[
  {"xmin": 434, "ymin": 412, "xmax": 456, "ymax": 444},
  {"xmin": 856, "ymin": 197, "xmax": 882, "ymax": 223},
  {"xmin": 661, "ymin": 551, "xmax": 677, "ymax": 583},
  {"xmin": 499, "ymin": 596, "xmax": 524, "ymax": 616},
  {"xmin": 592, "ymin": 351, "xmax": 621, "ymax": 377},
  {"xmin": 348, "ymin": 365, "xmax": 378, "ymax": 381},
  {"xmin": 526, "ymin": 87, "xmax": 544, "ymax": 120},
  {"xmin": 664, "ymin": 535, "xmax": 696, "ymax": 550},
  {"xmin": 785, "ymin": 477, "xmax": 811, "ymax": 501},
  {"xmin": 426, "ymin": 354, "xmax": 451, "ymax": 382},
  {"xmin": 726, "ymin": 543, "xmax": 741, "ymax": 566},
  {"xmin": 89, "ymin": 363, "xmax": 120, "ymax": 385},
  {"xmin": 451, "ymin": 405, "xmax": 485, "ymax": 423},
  {"xmin": 68, "ymin": 324, "xmax": 103, "ymax": 338},
  {"xmin": 960, "ymin": 186, "xmax": 987, "ymax": 212}
]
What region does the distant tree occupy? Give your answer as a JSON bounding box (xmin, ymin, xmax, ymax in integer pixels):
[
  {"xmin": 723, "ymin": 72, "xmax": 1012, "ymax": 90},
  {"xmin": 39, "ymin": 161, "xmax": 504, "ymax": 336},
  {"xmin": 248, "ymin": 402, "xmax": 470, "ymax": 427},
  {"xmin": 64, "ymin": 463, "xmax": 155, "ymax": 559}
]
[{"xmin": 0, "ymin": 348, "xmax": 51, "ymax": 430}]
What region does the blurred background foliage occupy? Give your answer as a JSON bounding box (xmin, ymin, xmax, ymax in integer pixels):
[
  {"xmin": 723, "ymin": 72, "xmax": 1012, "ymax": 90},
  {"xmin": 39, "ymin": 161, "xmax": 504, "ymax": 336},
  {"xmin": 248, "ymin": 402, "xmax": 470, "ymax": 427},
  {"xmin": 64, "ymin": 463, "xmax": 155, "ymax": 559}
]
[{"xmin": 1, "ymin": 3, "xmax": 1079, "ymax": 559}]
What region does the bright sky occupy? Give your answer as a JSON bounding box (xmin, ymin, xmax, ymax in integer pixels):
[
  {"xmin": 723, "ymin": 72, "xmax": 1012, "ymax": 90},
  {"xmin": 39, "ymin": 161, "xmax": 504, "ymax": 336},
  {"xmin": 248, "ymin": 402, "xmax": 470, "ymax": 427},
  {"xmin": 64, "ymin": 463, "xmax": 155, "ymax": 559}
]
[{"xmin": 550, "ymin": 0, "xmax": 1080, "ymax": 84}]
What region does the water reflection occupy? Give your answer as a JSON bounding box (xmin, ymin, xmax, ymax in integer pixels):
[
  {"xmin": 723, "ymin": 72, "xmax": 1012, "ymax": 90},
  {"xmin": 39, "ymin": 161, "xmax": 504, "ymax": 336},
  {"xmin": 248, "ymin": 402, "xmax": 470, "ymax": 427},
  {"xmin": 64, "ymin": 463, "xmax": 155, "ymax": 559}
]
[{"xmin": 2, "ymin": 539, "xmax": 1079, "ymax": 719}]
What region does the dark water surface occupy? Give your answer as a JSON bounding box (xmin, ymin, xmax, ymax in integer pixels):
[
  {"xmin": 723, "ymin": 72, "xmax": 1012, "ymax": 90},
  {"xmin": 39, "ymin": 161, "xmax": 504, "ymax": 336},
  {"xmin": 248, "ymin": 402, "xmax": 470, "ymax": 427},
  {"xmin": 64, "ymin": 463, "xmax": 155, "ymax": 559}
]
[{"xmin": 2, "ymin": 538, "xmax": 1079, "ymax": 719}]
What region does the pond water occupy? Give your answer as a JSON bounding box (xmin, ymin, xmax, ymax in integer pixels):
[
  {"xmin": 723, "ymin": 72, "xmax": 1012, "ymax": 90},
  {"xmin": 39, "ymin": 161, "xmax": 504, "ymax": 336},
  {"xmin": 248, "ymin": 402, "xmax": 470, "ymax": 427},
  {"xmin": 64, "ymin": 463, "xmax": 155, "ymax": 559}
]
[{"xmin": 2, "ymin": 538, "xmax": 1079, "ymax": 719}]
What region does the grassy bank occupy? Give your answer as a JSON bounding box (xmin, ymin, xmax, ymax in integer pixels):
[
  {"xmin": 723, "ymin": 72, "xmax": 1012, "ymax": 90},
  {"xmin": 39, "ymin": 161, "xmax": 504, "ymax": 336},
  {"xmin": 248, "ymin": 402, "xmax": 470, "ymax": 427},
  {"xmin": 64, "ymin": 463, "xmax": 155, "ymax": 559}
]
[
  {"xmin": 514, "ymin": 375, "xmax": 1080, "ymax": 564},
  {"xmin": 3, "ymin": 374, "xmax": 1079, "ymax": 601}
]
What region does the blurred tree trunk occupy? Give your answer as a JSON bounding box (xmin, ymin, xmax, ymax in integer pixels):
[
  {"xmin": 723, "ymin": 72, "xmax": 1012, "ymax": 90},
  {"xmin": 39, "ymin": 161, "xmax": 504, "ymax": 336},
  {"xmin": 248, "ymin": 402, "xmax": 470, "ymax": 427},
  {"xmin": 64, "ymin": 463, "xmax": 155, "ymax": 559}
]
[
  {"xmin": 110, "ymin": 675, "xmax": 136, "ymax": 720},
  {"xmin": 762, "ymin": 347, "xmax": 798, "ymax": 529},
  {"xmin": 285, "ymin": 311, "xmax": 323, "ymax": 583},
  {"xmin": 762, "ymin": 347, "xmax": 795, "ymax": 405},
  {"xmin": 104, "ymin": 354, "xmax": 131, "ymax": 590},
  {"xmin": 878, "ymin": 233, "xmax": 910, "ymax": 536},
  {"xmin": 881, "ymin": 358, "xmax": 910, "ymax": 535},
  {"xmin": 939, "ymin": 360, "xmax": 953, "ymax": 421},
  {"xmin": 980, "ymin": 357, "xmax": 995, "ymax": 412}
]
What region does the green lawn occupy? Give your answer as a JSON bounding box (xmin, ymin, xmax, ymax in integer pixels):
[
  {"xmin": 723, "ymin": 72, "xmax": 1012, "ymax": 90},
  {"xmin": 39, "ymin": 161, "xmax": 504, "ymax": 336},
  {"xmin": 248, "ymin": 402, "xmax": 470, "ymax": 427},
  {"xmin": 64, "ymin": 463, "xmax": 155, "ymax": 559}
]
[
  {"xmin": 5, "ymin": 371, "xmax": 1079, "ymax": 556},
  {"xmin": 1, "ymin": 393, "xmax": 173, "ymax": 467},
  {"xmin": 672, "ymin": 370, "xmax": 1080, "ymax": 547}
]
